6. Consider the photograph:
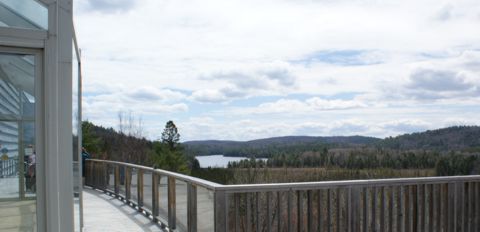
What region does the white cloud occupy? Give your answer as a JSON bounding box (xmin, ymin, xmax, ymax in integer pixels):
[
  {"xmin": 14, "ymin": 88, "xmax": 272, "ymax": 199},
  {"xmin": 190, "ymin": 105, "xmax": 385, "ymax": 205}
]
[
  {"xmin": 74, "ymin": 0, "xmax": 480, "ymax": 140},
  {"xmin": 229, "ymin": 97, "xmax": 368, "ymax": 115},
  {"xmin": 190, "ymin": 61, "xmax": 297, "ymax": 103}
]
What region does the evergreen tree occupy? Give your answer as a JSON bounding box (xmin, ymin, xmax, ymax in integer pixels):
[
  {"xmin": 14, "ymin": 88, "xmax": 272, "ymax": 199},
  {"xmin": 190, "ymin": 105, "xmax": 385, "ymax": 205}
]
[
  {"xmin": 82, "ymin": 121, "xmax": 103, "ymax": 155},
  {"xmin": 161, "ymin": 121, "xmax": 180, "ymax": 150},
  {"xmin": 153, "ymin": 120, "xmax": 188, "ymax": 174}
]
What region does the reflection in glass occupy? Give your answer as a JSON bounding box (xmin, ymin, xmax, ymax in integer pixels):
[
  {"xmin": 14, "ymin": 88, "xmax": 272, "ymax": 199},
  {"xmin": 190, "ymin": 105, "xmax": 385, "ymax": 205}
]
[
  {"xmin": 0, "ymin": 52, "xmax": 36, "ymax": 230},
  {"xmin": 0, "ymin": 0, "xmax": 48, "ymax": 30}
]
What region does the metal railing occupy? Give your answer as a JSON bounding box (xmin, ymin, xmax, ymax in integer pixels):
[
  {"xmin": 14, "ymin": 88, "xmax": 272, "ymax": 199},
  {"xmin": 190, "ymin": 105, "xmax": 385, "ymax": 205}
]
[
  {"xmin": 85, "ymin": 159, "xmax": 480, "ymax": 232},
  {"xmin": 0, "ymin": 157, "xmax": 18, "ymax": 177}
]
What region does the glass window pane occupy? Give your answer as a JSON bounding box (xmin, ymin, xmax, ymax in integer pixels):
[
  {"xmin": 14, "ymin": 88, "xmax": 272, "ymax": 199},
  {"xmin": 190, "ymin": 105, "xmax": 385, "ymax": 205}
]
[
  {"xmin": 0, "ymin": 52, "xmax": 37, "ymax": 231},
  {"xmin": 0, "ymin": 0, "xmax": 48, "ymax": 30}
]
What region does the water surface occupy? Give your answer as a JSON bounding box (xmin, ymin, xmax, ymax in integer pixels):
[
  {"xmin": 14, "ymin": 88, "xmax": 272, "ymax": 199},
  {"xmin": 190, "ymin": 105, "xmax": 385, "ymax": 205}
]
[{"xmin": 195, "ymin": 155, "xmax": 266, "ymax": 168}]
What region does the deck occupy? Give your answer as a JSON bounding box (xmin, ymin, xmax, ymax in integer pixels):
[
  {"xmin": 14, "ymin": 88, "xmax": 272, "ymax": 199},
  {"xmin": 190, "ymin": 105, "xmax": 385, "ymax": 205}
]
[
  {"xmin": 85, "ymin": 159, "xmax": 480, "ymax": 232},
  {"xmin": 83, "ymin": 188, "xmax": 165, "ymax": 232}
]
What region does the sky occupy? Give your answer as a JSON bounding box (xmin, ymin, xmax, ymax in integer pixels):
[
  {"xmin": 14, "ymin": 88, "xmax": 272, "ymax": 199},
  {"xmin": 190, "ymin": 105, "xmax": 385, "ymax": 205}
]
[{"xmin": 74, "ymin": 0, "xmax": 480, "ymax": 141}]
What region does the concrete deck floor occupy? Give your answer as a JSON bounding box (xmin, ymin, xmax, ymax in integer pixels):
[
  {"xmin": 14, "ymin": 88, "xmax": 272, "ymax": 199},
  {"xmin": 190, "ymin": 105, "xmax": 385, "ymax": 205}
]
[{"xmin": 83, "ymin": 188, "xmax": 165, "ymax": 232}]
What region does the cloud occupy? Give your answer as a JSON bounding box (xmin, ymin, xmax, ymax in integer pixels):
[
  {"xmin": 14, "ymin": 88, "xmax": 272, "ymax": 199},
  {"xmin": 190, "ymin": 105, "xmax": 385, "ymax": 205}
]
[
  {"xmin": 83, "ymin": 86, "xmax": 188, "ymax": 126},
  {"xmin": 74, "ymin": 0, "xmax": 480, "ymax": 140},
  {"xmin": 230, "ymin": 97, "xmax": 368, "ymax": 115},
  {"xmin": 328, "ymin": 120, "xmax": 370, "ymax": 135},
  {"xmin": 408, "ymin": 69, "xmax": 471, "ymax": 92},
  {"xmin": 434, "ymin": 4, "xmax": 454, "ymax": 21},
  {"xmin": 380, "ymin": 119, "xmax": 431, "ymax": 134},
  {"xmin": 126, "ymin": 87, "xmax": 186, "ymax": 102},
  {"xmin": 190, "ymin": 89, "xmax": 230, "ymax": 103},
  {"xmin": 191, "ymin": 61, "xmax": 296, "ymax": 103},
  {"xmin": 401, "ymin": 65, "xmax": 479, "ymax": 101}
]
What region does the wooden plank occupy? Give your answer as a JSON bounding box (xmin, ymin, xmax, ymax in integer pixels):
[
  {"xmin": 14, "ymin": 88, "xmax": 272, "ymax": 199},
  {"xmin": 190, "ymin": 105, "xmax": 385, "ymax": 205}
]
[
  {"xmin": 247, "ymin": 193, "xmax": 251, "ymax": 232},
  {"xmin": 319, "ymin": 190, "xmax": 323, "ymax": 232},
  {"xmin": 114, "ymin": 165, "xmax": 120, "ymax": 196},
  {"xmin": 372, "ymin": 187, "xmax": 377, "ymax": 232},
  {"xmin": 151, "ymin": 173, "xmax": 159, "ymax": 217},
  {"xmin": 235, "ymin": 193, "xmax": 240, "ymax": 232},
  {"xmin": 298, "ymin": 191, "xmax": 304, "ymax": 232},
  {"xmin": 328, "ymin": 189, "xmax": 332, "ymax": 232},
  {"xmin": 137, "ymin": 169, "xmax": 143, "ymax": 208},
  {"xmin": 187, "ymin": 183, "xmax": 197, "ymax": 232},
  {"xmin": 473, "ymin": 182, "xmax": 480, "ymax": 232},
  {"xmin": 347, "ymin": 188, "xmax": 352, "ymax": 232},
  {"xmin": 399, "ymin": 186, "xmax": 404, "ymax": 232},
  {"xmin": 308, "ymin": 190, "xmax": 313, "ymax": 232},
  {"xmin": 167, "ymin": 177, "xmax": 176, "ymax": 230},
  {"xmin": 476, "ymin": 182, "xmax": 480, "ymax": 232},
  {"xmin": 389, "ymin": 186, "xmax": 394, "ymax": 232},
  {"xmin": 351, "ymin": 188, "xmax": 359, "ymax": 232},
  {"xmin": 256, "ymin": 192, "xmax": 260, "ymax": 232},
  {"xmin": 456, "ymin": 182, "xmax": 464, "ymax": 232},
  {"xmin": 363, "ymin": 188, "xmax": 368, "ymax": 232},
  {"xmin": 288, "ymin": 190, "xmax": 293, "ymax": 232},
  {"xmin": 412, "ymin": 185, "xmax": 417, "ymax": 232},
  {"xmin": 337, "ymin": 188, "xmax": 341, "ymax": 232},
  {"xmin": 467, "ymin": 182, "xmax": 472, "ymax": 232},
  {"xmin": 125, "ymin": 167, "xmax": 131, "ymax": 201},
  {"xmin": 448, "ymin": 183, "xmax": 455, "ymax": 232},
  {"xmin": 428, "ymin": 184, "xmax": 434, "ymax": 232},
  {"xmin": 214, "ymin": 190, "xmax": 227, "ymax": 232},
  {"xmin": 267, "ymin": 191, "xmax": 272, "ymax": 232},
  {"xmin": 418, "ymin": 184, "xmax": 428, "ymax": 231},
  {"xmin": 442, "ymin": 183, "xmax": 448, "ymax": 232},
  {"xmin": 277, "ymin": 192, "xmax": 282, "ymax": 231},
  {"xmin": 380, "ymin": 186, "xmax": 385, "ymax": 232},
  {"xmin": 405, "ymin": 186, "xmax": 410, "ymax": 232}
]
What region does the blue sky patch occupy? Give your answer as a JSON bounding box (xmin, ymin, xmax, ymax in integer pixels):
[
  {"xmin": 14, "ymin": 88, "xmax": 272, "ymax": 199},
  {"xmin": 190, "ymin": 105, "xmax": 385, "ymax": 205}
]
[{"xmin": 293, "ymin": 50, "xmax": 382, "ymax": 66}]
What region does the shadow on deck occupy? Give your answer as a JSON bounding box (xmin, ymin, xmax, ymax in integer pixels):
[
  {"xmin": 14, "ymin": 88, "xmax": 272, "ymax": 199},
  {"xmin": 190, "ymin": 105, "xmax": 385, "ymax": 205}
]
[{"xmin": 83, "ymin": 188, "xmax": 166, "ymax": 232}]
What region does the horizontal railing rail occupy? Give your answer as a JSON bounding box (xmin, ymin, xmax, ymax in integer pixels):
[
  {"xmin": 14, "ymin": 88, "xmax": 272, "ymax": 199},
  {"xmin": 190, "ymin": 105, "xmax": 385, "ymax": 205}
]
[{"xmin": 85, "ymin": 159, "xmax": 480, "ymax": 232}]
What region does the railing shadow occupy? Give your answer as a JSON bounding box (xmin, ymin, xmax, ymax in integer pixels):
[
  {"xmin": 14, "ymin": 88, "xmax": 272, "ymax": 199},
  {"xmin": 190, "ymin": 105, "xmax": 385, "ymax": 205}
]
[{"xmin": 84, "ymin": 187, "xmax": 166, "ymax": 232}]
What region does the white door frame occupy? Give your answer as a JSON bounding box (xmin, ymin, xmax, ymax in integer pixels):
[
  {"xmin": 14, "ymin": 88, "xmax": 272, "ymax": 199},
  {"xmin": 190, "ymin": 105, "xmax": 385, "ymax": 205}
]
[{"xmin": 0, "ymin": 46, "xmax": 46, "ymax": 231}]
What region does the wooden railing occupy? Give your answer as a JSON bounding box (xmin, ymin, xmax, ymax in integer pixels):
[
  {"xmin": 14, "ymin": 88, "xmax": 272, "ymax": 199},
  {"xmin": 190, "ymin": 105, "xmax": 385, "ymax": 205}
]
[{"xmin": 85, "ymin": 159, "xmax": 480, "ymax": 232}]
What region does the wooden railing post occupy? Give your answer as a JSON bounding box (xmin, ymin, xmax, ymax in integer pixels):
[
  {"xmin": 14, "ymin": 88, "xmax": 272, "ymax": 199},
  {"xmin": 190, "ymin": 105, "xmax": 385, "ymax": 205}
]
[
  {"xmin": 152, "ymin": 173, "xmax": 159, "ymax": 218},
  {"xmin": 114, "ymin": 165, "xmax": 120, "ymax": 196},
  {"xmin": 214, "ymin": 190, "xmax": 227, "ymax": 232},
  {"xmin": 125, "ymin": 167, "xmax": 131, "ymax": 201},
  {"xmin": 187, "ymin": 183, "xmax": 197, "ymax": 232},
  {"xmin": 137, "ymin": 169, "xmax": 143, "ymax": 208},
  {"xmin": 168, "ymin": 176, "xmax": 177, "ymax": 229}
]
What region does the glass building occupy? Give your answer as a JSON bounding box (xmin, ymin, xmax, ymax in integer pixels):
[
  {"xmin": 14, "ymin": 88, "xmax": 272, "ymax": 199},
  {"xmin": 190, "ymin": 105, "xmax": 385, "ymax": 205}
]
[{"xmin": 0, "ymin": 0, "xmax": 81, "ymax": 231}]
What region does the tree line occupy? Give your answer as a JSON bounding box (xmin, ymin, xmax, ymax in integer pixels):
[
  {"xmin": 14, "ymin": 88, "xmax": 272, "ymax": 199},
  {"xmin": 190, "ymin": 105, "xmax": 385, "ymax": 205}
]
[
  {"xmin": 227, "ymin": 148, "xmax": 479, "ymax": 176},
  {"xmin": 83, "ymin": 119, "xmax": 195, "ymax": 174}
]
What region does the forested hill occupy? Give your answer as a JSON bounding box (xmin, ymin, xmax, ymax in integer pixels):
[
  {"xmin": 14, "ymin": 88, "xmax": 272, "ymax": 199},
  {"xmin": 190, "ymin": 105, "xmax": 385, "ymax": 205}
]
[
  {"xmin": 83, "ymin": 120, "xmax": 480, "ymax": 160},
  {"xmin": 184, "ymin": 126, "xmax": 480, "ymax": 157},
  {"xmin": 183, "ymin": 135, "xmax": 381, "ymax": 157},
  {"xmin": 381, "ymin": 126, "xmax": 480, "ymax": 151}
]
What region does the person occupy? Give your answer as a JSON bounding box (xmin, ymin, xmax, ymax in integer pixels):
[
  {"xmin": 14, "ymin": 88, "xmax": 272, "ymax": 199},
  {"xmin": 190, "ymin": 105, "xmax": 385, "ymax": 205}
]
[
  {"xmin": 26, "ymin": 147, "xmax": 36, "ymax": 192},
  {"xmin": 81, "ymin": 147, "xmax": 91, "ymax": 178}
]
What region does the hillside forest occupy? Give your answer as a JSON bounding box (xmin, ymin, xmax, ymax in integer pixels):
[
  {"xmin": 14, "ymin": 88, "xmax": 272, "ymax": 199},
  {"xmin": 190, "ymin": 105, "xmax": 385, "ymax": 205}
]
[{"xmin": 83, "ymin": 121, "xmax": 480, "ymax": 184}]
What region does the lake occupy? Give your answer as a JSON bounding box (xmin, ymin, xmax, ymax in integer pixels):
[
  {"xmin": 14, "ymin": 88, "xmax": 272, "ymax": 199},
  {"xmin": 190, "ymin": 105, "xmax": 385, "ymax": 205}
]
[{"xmin": 195, "ymin": 155, "xmax": 267, "ymax": 168}]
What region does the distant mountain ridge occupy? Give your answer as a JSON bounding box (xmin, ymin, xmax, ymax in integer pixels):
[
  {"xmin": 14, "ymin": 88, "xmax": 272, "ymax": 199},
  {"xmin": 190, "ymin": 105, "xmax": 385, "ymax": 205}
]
[
  {"xmin": 185, "ymin": 135, "xmax": 380, "ymax": 146},
  {"xmin": 184, "ymin": 126, "xmax": 480, "ymax": 157},
  {"xmin": 381, "ymin": 126, "xmax": 480, "ymax": 151}
]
